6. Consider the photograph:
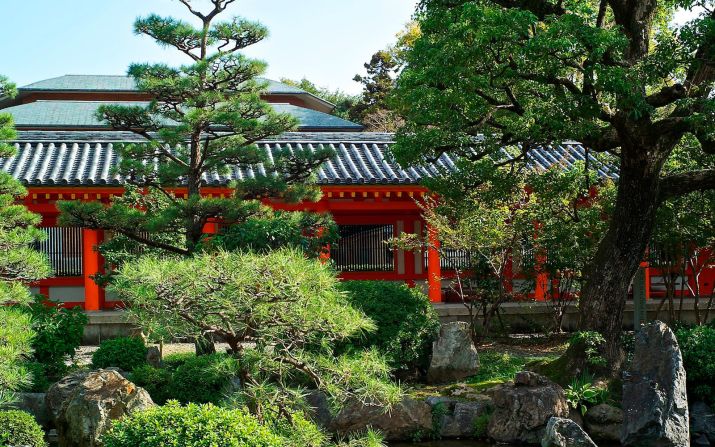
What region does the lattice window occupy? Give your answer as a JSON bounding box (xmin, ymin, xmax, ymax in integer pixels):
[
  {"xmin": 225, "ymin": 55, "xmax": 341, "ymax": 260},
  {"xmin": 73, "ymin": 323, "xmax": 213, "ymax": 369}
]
[
  {"xmin": 36, "ymin": 227, "xmax": 83, "ymax": 277},
  {"xmin": 332, "ymin": 225, "xmax": 395, "ymax": 272}
]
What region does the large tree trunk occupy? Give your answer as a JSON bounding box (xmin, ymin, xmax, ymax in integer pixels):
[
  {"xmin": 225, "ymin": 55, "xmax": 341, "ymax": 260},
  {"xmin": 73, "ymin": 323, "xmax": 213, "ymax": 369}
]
[{"xmin": 578, "ymin": 149, "xmax": 664, "ymax": 369}]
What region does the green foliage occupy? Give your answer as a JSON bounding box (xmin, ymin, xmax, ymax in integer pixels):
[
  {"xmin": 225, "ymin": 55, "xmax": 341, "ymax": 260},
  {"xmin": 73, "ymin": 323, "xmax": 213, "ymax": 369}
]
[
  {"xmin": 58, "ymin": 0, "xmax": 330, "ymax": 259},
  {"xmin": 565, "ymin": 373, "xmax": 609, "ymax": 416},
  {"xmin": 0, "ymin": 76, "xmax": 50, "ymax": 406},
  {"xmin": 393, "ymin": 0, "xmax": 715, "ymax": 360},
  {"xmin": 210, "ymin": 209, "xmax": 337, "ymax": 258},
  {"xmin": 168, "ymin": 353, "xmax": 240, "ymax": 405},
  {"xmin": 111, "ymin": 249, "xmax": 401, "ymax": 416},
  {"xmin": 472, "ymin": 409, "xmax": 492, "ymax": 439},
  {"xmin": 677, "ymin": 325, "xmax": 715, "ymax": 405},
  {"xmin": 92, "ymin": 337, "xmax": 148, "ymax": 372},
  {"xmin": 27, "ymin": 297, "xmax": 87, "ymax": 378},
  {"xmin": 338, "ymin": 281, "xmax": 440, "ymax": 375},
  {"xmin": 570, "ymin": 331, "xmax": 608, "ymax": 369},
  {"xmin": 102, "ymin": 402, "xmax": 284, "ymax": 447},
  {"xmin": 467, "ymin": 352, "xmax": 556, "ymax": 390},
  {"xmin": 0, "ymin": 410, "xmax": 46, "ymax": 447},
  {"xmin": 350, "ymin": 50, "xmax": 402, "ymax": 131},
  {"xmin": 128, "ymin": 365, "xmax": 173, "ymax": 405},
  {"xmin": 21, "ymin": 362, "xmax": 52, "ymax": 393},
  {"xmin": 430, "ymin": 401, "xmax": 447, "ymax": 440}
]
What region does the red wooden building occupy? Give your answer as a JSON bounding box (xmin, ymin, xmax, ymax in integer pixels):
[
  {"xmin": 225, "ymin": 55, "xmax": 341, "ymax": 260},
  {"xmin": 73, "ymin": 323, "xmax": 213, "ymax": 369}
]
[{"xmin": 1, "ymin": 75, "xmax": 712, "ymax": 311}]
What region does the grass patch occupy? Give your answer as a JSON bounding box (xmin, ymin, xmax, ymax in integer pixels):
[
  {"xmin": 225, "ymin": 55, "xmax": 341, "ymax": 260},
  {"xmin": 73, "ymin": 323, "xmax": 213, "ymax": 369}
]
[{"xmin": 467, "ymin": 352, "xmax": 557, "ymax": 390}]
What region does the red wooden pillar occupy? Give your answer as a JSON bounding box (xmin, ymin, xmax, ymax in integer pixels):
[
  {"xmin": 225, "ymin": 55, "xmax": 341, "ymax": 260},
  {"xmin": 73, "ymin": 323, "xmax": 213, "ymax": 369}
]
[
  {"xmin": 427, "ymin": 225, "xmax": 442, "ymax": 303},
  {"xmin": 640, "ymin": 261, "xmax": 651, "ymax": 300},
  {"xmin": 82, "ymin": 229, "xmax": 105, "ymax": 311}
]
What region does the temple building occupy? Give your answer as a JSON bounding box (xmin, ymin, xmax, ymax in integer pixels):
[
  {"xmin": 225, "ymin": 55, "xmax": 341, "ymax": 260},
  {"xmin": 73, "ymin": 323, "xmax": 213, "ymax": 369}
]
[{"xmin": 1, "ymin": 75, "xmax": 711, "ymax": 312}]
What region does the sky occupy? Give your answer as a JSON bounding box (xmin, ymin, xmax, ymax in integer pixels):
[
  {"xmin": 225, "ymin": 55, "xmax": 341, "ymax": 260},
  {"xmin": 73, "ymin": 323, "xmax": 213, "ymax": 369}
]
[{"xmin": 0, "ymin": 0, "xmax": 419, "ymax": 94}]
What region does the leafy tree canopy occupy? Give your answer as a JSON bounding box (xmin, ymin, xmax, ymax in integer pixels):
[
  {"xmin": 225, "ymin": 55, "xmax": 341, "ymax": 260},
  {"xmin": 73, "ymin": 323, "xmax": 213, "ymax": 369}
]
[
  {"xmin": 0, "ymin": 77, "xmax": 50, "ymax": 406},
  {"xmin": 392, "ymin": 0, "xmax": 715, "ymax": 366},
  {"xmin": 111, "ymin": 249, "xmax": 401, "ymax": 418}
]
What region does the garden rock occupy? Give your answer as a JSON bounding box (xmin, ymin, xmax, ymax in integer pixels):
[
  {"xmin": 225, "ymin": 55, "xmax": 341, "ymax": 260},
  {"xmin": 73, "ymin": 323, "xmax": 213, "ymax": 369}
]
[
  {"xmin": 308, "ymin": 393, "xmax": 432, "ymax": 441},
  {"xmin": 691, "ymin": 401, "xmax": 715, "ymax": 446},
  {"xmin": 622, "ymin": 321, "xmax": 689, "ymax": 447},
  {"xmin": 46, "ymin": 369, "xmax": 155, "ymax": 447},
  {"xmin": 146, "ymin": 346, "xmax": 162, "ymax": 368},
  {"xmin": 584, "ymin": 403, "xmax": 624, "ymax": 442},
  {"xmin": 15, "ymin": 392, "xmax": 51, "ymax": 429},
  {"xmin": 427, "ymin": 322, "xmax": 479, "ymax": 384},
  {"xmin": 542, "ymin": 417, "xmax": 597, "ymax": 447},
  {"xmin": 487, "ymin": 371, "xmax": 570, "ymax": 444},
  {"xmin": 426, "ymin": 395, "xmax": 493, "ymax": 438}
]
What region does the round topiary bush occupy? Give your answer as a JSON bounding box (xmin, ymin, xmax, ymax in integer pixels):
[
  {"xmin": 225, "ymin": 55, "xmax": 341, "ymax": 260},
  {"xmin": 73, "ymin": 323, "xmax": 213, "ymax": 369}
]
[
  {"xmin": 677, "ymin": 325, "xmax": 715, "ymax": 405},
  {"xmin": 0, "ymin": 410, "xmax": 47, "ymax": 447},
  {"xmin": 339, "ymin": 280, "xmax": 441, "ymax": 375},
  {"xmin": 102, "ymin": 402, "xmax": 283, "ymax": 447},
  {"xmin": 92, "ymin": 337, "xmax": 148, "ymax": 372},
  {"xmin": 167, "ymin": 353, "xmax": 240, "ymax": 404},
  {"xmin": 129, "ymin": 365, "xmax": 173, "ymax": 405}
]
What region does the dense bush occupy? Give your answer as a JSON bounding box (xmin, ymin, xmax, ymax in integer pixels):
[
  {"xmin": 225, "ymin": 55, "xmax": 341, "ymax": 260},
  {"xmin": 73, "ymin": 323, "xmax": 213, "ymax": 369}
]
[
  {"xmin": 28, "ymin": 297, "xmax": 87, "ymax": 377},
  {"xmin": 92, "ymin": 337, "xmax": 147, "ymax": 372},
  {"xmin": 129, "ymin": 365, "xmax": 173, "ymax": 405},
  {"xmin": 0, "ymin": 410, "xmax": 47, "ymax": 447},
  {"xmin": 677, "ymin": 325, "xmax": 715, "ymax": 405},
  {"xmin": 339, "ymin": 281, "xmax": 440, "ymax": 374},
  {"xmin": 102, "ymin": 402, "xmax": 283, "ymax": 447},
  {"xmin": 167, "ymin": 353, "xmax": 240, "ymax": 404}
]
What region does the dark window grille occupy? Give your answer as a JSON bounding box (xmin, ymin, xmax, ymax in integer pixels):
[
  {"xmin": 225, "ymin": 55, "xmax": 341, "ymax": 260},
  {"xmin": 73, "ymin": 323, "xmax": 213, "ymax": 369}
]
[
  {"xmin": 424, "ymin": 247, "xmax": 474, "ymax": 270},
  {"xmin": 36, "ymin": 227, "xmax": 83, "ymax": 277},
  {"xmin": 332, "ymin": 225, "xmax": 395, "ymax": 272}
]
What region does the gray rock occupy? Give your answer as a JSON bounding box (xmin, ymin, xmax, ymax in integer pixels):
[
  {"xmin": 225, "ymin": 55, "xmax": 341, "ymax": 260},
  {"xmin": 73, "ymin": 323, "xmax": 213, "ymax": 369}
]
[
  {"xmin": 308, "ymin": 393, "xmax": 432, "ymax": 441},
  {"xmin": 487, "ymin": 372, "xmax": 570, "ymax": 444},
  {"xmin": 14, "ymin": 393, "xmax": 51, "ymax": 429},
  {"xmin": 584, "ymin": 403, "xmax": 624, "ymax": 442},
  {"xmin": 427, "ymin": 395, "xmax": 493, "ymax": 438},
  {"xmin": 542, "ymin": 417, "xmax": 597, "ymax": 447},
  {"xmin": 622, "ymin": 321, "xmax": 689, "ymax": 447},
  {"xmin": 46, "ymin": 369, "xmax": 155, "ymax": 447},
  {"xmin": 146, "ymin": 346, "xmax": 162, "ymax": 368},
  {"xmin": 691, "ymin": 401, "xmax": 715, "ymax": 445},
  {"xmin": 427, "ymin": 322, "xmax": 479, "ymax": 384},
  {"xmin": 693, "ymin": 433, "xmax": 712, "ymax": 447}
]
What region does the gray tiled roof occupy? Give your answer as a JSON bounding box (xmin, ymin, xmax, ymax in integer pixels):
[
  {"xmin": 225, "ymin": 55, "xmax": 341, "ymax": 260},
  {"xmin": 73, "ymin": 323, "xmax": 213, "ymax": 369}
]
[
  {"xmin": 1, "ymin": 131, "xmax": 617, "ymax": 187},
  {"xmin": 20, "ymin": 75, "xmax": 308, "ymax": 95},
  {"xmin": 4, "ymin": 101, "xmax": 362, "ymax": 131}
]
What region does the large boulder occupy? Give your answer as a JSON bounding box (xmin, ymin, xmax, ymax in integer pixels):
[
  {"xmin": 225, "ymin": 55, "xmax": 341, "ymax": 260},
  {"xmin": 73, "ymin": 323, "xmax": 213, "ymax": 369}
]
[
  {"xmin": 487, "ymin": 371, "xmax": 570, "ymax": 444},
  {"xmin": 622, "ymin": 321, "xmax": 689, "ymax": 447},
  {"xmin": 308, "ymin": 393, "xmax": 432, "ymax": 441},
  {"xmin": 426, "ymin": 395, "xmax": 493, "ymax": 439},
  {"xmin": 427, "ymin": 322, "xmax": 479, "ymax": 384},
  {"xmin": 46, "ymin": 369, "xmax": 155, "ymax": 447},
  {"xmin": 542, "ymin": 417, "xmax": 597, "ymax": 447},
  {"xmin": 691, "ymin": 401, "xmax": 715, "ymax": 446},
  {"xmin": 584, "ymin": 403, "xmax": 624, "ymax": 442}
]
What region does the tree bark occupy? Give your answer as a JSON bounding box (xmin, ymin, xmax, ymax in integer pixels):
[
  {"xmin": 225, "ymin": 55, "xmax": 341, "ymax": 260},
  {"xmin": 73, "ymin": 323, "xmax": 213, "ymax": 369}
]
[{"xmin": 578, "ymin": 147, "xmax": 664, "ymax": 369}]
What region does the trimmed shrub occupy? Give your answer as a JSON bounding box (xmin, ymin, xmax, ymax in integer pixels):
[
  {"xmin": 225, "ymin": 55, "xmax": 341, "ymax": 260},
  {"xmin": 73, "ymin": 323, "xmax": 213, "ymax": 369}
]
[
  {"xmin": 129, "ymin": 365, "xmax": 172, "ymax": 405},
  {"xmin": 28, "ymin": 297, "xmax": 87, "ymax": 378},
  {"xmin": 339, "ymin": 281, "xmax": 440, "ymax": 374},
  {"xmin": 102, "ymin": 402, "xmax": 283, "ymax": 447},
  {"xmin": 0, "ymin": 410, "xmax": 47, "ymax": 447},
  {"xmin": 166, "ymin": 353, "xmax": 240, "ymax": 404},
  {"xmin": 92, "ymin": 337, "xmax": 147, "ymax": 372},
  {"xmin": 677, "ymin": 325, "xmax": 715, "ymax": 405}
]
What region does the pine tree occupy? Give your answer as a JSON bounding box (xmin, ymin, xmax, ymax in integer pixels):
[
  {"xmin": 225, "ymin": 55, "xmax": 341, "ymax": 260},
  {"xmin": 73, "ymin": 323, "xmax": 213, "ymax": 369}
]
[
  {"xmin": 59, "ymin": 0, "xmax": 332, "ymax": 256},
  {"xmin": 0, "ymin": 77, "xmax": 51, "ymax": 405}
]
